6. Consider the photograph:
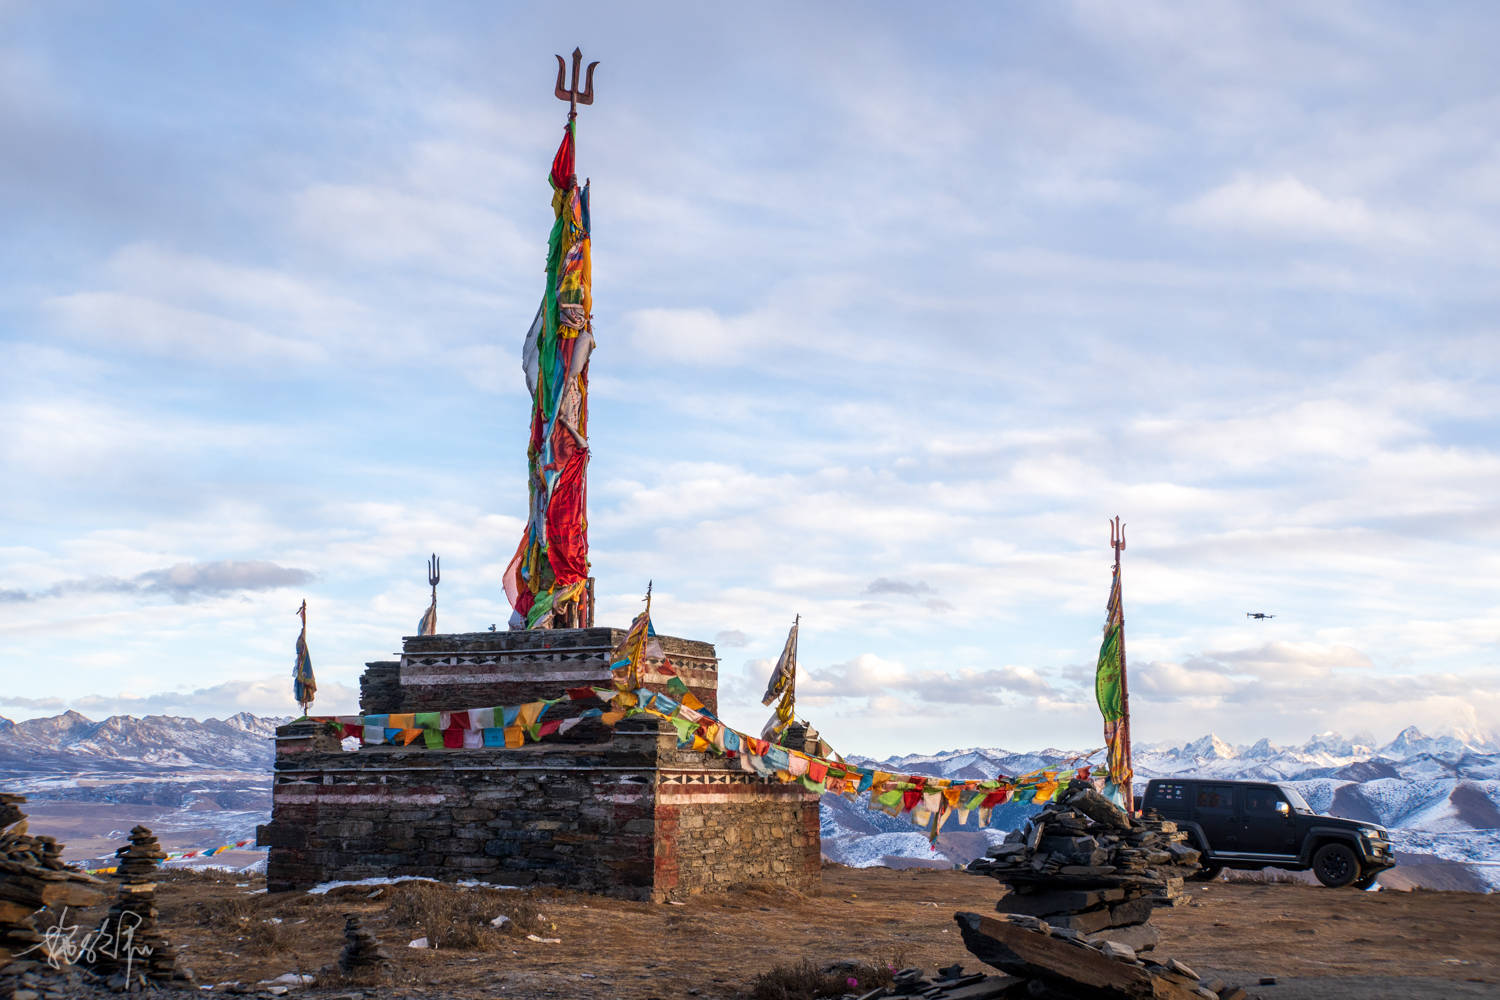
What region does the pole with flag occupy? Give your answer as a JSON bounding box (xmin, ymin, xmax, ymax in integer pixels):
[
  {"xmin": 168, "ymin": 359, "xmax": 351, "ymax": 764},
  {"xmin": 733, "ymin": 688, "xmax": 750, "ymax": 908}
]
[
  {"xmin": 503, "ymin": 48, "xmax": 599, "ymax": 631},
  {"xmin": 293, "ymin": 599, "xmax": 316, "ymax": 717},
  {"xmin": 1095, "ymin": 517, "xmax": 1134, "ymax": 811},
  {"xmin": 418, "ymin": 553, "xmax": 440, "ymax": 636},
  {"xmin": 609, "ymin": 582, "xmax": 653, "ymax": 692},
  {"xmin": 761, "ymin": 615, "xmax": 799, "ymax": 741}
]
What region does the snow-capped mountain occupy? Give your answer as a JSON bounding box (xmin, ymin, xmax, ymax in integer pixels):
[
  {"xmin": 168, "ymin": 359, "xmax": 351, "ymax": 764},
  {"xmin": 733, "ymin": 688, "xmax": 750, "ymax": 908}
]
[
  {"xmin": 0, "ymin": 710, "xmax": 285, "ymax": 776},
  {"xmin": 825, "ymin": 726, "xmax": 1500, "ymax": 892},
  {"xmin": 0, "ymin": 710, "xmax": 288, "ymax": 859},
  {"xmin": 5, "ymin": 711, "xmax": 1497, "ymax": 890}
]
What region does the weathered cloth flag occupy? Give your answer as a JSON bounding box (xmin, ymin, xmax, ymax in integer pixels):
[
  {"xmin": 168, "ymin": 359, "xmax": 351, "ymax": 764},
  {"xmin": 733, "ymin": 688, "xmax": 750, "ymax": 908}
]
[
  {"xmin": 1095, "ymin": 563, "xmax": 1132, "ymax": 808},
  {"xmin": 609, "ymin": 606, "xmax": 652, "ymax": 692},
  {"xmin": 761, "ymin": 618, "xmax": 798, "ymax": 740},
  {"xmin": 293, "ymin": 600, "xmax": 316, "ymax": 713},
  {"xmin": 504, "ymin": 118, "xmax": 595, "ymax": 629},
  {"xmin": 417, "ymin": 596, "xmax": 437, "ymax": 637}
]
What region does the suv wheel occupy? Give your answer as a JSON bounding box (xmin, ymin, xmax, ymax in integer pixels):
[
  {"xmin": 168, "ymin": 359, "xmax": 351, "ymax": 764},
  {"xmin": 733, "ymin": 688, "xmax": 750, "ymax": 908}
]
[
  {"xmin": 1187, "ymin": 863, "xmax": 1222, "ymax": 882},
  {"xmin": 1312, "ymin": 843, "xmax": 1359, "ymax": 887}
]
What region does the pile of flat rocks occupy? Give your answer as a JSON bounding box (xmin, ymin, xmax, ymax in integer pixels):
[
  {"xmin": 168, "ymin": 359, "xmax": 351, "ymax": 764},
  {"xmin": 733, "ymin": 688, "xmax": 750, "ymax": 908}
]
[
  {"xmin": 968, "ymin": 780, "xmax": 1203, "ymax": 954},
  {"xmin": 336, "ymin": 913, "xmax": 391, "ymax": 974},
  {"xmin": 847, "ymin": 959, "xmax": 1256, "ymax": 1000},
  {"xmin": 0, "ymin": 792, "xmax": 107, "ymax": 965},
  {"xmin": 941, "ymin": 780, "xmax": 1261, "ymax": 999},
  {"xmin": 86, "ymin": 825, "xmax": 193, "ymax": 988}
]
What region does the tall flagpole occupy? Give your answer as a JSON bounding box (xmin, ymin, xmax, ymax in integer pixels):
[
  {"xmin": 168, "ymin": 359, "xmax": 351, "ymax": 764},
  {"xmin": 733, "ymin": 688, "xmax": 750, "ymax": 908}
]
[
  {"xmin": 789, "ymin": 613, "xmax": 799, "ymax": 724},
  {"xmin": 503, "ymin": 47, "xmax": 600, "ymax": 631},
  {"xmin": 1110, "ymin": 516, "xmax": 1133, "ymax": 812},
  {"xmin": 635, "ymin": 581, "xmax": 652, "ymax": 690},
  {"xmin": 294, "ymin": 599, "xmax": 314, "ymax": 717}
]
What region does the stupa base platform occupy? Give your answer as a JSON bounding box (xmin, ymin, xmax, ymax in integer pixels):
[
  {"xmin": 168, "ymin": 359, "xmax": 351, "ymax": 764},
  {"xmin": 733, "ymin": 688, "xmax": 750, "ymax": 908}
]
[{"xmin": 259, "ymin": 628, "xmax": 822, "ymax": 902}]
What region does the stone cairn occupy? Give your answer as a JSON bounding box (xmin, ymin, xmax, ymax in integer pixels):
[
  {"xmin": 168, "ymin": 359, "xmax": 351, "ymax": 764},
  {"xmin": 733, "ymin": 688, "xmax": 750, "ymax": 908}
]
[
  {"xmin": 86, "ymin": 825, "xmax": 191, "ymax": 988},
  {"xmin": 968, "ymin": 779, "xmax": 1203, "ymax": 954},
  {"xmin": 934, "ymin": 780, "xmax": 1255, "ymax": 1000},
  {"xmin": 0, "ymin": 792, "xmax": 107, "ymax": 966},
  {"xmin": 337, "ymin": 913, "xmax": 391, "ymax": 974},
  {"xmin": 796, "ymin": 782, "xmax": 1264, "ymax": 999}
]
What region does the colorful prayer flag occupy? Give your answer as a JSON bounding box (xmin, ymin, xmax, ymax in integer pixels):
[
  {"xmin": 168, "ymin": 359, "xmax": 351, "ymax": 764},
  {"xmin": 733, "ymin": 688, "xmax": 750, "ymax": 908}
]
[
  {"xmin": 292, "ymin": 600, "xmax": 315, "ymax": 713},
  {"xmin": 1095, "ymin": 517, "xmax": 1134, "ymax": 810},
  {"xmin": 760, "ymin": 616, "xmax": 798, "ymax": 740},
  {"xmin": 503, "ymin": 117, "xmax": 594, "ymax": 629},
  {"xmin": 609, "ymin": 594, "xmax": 652, "ymax": 691}
]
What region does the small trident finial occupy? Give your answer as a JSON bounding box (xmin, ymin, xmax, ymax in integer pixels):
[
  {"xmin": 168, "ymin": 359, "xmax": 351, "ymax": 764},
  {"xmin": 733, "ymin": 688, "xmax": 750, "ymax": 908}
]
[
  {"xmin": 554, "ymin": 47, "xmax": 599, "ymax": 119},
  {"xmin": 427, "ymin": 553, "xmax": 440, "ymax": 599},
  {"xmin": 1110, "ymin": 516, "xmax": 1126, "ymax": 559}
]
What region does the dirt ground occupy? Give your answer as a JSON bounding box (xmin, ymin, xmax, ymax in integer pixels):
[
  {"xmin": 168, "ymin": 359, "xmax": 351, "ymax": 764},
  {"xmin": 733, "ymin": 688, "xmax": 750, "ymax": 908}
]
[{"xmin": 34, "ymin": 865, "xmax": 1500, "ymax": 999}]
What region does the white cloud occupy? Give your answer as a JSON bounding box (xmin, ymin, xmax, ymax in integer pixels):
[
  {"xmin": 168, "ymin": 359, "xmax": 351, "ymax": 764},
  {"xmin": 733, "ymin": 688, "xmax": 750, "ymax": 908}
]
[
  {"xmin": 46, "ymin": 292, "xmax": 325, "ymax": 365},
  {"xmin": 4, "ymin": 3, "xmax": 1500, "ymax": 755},
  {"xmin": 1176, "ymin": 174, "xmax": 1423, "ymax": 245},
  {"xmin": 0, "ymin": 677, "xmax": 355, "ymax": 721},
  {"xmin": 290, "ymin": 182, "xmax": 533, "ymax": 276}
]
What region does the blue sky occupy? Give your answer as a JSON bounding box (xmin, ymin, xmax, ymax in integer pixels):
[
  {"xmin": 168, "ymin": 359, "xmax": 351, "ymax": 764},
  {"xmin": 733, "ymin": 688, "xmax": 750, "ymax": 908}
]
[{"xmin": 3, "ymin": 1, "xmax": 1498, "ymax": 754}]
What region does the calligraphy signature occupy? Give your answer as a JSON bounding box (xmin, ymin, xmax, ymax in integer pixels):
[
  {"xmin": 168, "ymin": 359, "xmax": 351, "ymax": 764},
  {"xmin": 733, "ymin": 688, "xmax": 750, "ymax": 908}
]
[{"xmin": 17, "ymin": 907, "xmax": 154, "ymax": 982}]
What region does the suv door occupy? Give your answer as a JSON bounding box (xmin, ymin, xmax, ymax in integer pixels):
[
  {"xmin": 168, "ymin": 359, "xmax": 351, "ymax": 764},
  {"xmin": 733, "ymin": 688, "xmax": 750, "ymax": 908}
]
[
  {"xmin": 1238, "ymin": 784, "xmax": 1298, "ymax": 857},
  {"xmin": 1192, "ymin": 783, "xmax": 1240, "ymax": 853}
]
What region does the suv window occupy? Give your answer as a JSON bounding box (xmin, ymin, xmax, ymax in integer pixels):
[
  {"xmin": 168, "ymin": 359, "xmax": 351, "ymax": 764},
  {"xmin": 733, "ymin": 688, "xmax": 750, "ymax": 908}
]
[
  {"xmin": 1242, "ymin": 786, "xmax": 1287, "ymax": 814},
  {"xmin": 1152, "ymin": 782, "xmax": 1187, "ymax": 805},
  {"xmin": 1194, "ymin": 784, "xmax": 1236, "ymax": 811}
]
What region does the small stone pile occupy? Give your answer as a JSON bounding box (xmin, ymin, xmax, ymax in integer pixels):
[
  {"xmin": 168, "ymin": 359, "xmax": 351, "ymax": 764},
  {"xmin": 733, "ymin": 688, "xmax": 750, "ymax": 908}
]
[
  {"xmin": 967, "ymin": 780, "xmax": 1203, "ymax": 954},
  {"xmin": 0, "ymin": 792, "xmax": 107, "ymax": 965},
  {"xmin": 337, "ymin": 912, "xmax": 391, "ymax": 974},
  {"xmin": 86, "ymin": 825, "xmax": 191, "ymax": 987}
]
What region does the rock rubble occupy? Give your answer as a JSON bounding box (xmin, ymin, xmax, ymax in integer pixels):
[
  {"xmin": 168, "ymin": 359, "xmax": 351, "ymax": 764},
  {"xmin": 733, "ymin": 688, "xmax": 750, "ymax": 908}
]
[{"xmin": 0, "ymin": 792, "xmax": 107, "ymax": 965}]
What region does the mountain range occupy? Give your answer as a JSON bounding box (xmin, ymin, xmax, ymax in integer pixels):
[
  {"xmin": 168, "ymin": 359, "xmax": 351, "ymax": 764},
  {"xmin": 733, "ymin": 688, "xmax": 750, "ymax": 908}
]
[
  {"xmin": 827, "ymin": 726, "xmax": 1500, "ymax": 891},
  {"xmin": 2, "ymin": 712, "xmax": 1495, "ymax": 890},
  {"xmin": 0, "ymin": 710, "xmax": 282, "ymax": 776}
]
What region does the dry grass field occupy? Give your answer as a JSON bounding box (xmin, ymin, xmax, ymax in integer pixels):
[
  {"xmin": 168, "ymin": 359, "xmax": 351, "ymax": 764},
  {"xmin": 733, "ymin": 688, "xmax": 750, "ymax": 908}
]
[{"xmin": 45, "ymin": 864, "xmax": 1484, "ymax": 999}]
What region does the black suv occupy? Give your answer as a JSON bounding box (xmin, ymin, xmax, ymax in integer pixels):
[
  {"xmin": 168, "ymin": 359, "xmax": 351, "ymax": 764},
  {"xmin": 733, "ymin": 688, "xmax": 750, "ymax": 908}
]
[{"xmin": 1141, "ymin": 778, "xmax": 1396, "ymax": 888}]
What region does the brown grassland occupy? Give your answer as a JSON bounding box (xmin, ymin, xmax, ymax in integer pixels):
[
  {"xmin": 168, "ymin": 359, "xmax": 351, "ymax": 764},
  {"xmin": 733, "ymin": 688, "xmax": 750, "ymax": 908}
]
[{"xmin": 71, "ymin": 863, "xmax": 1493, "ymax": 999}]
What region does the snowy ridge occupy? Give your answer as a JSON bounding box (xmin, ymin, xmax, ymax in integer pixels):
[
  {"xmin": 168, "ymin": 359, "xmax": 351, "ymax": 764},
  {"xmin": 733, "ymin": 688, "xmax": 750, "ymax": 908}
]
[
  {"xmin": 4, "ymin": 711, "xmax": 1495, "ymax": 890},
  {"xmin": 824, "ymin": 725, "xmax": 1500, "ymax": 890},
  {"xmin": 0, "ymin": 710, "xmax": 287, "ymax": 775}
]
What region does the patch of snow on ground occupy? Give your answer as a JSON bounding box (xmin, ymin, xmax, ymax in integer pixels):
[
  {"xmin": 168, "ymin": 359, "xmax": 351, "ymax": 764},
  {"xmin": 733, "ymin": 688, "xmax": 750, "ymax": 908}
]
[
  {"xmin": 306, "ymin": 876, "xmax": 523, "ymax": 895},
  {"xmin": 1358, "ymin": 778, "xmax": 1455, "ymax": 827},
  {"xmin": 1392, "ymin": 830, "xmax": 1500, "ymax": 891},
  {"xmin": 1281, "ymin": 778, "xmax": 1347, "ymax": 814},
  {"xmin": 831, "ymin": 832, "xmax": 940, "ymax": 868}
]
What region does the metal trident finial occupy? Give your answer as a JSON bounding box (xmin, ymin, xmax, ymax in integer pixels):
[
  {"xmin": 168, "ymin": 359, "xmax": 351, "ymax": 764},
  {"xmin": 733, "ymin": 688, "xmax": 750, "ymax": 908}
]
[
  {"xmin": 1110, "ymin": 516, "xmax": 1126, "ymax": 558},
  {"xmin": 554, "ymin": 47, "xmax": 599, "ymax": 118},
  {"xmin": 427, "ymin": 553, "xmax": 440, "ymax": 599}
]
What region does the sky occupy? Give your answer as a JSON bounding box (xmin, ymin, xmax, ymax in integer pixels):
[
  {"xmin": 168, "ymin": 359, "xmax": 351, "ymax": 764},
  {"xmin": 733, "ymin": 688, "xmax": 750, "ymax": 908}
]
[{"xmin": 2, "ymin": 1, "xmax": 1499, "ymax": 756}]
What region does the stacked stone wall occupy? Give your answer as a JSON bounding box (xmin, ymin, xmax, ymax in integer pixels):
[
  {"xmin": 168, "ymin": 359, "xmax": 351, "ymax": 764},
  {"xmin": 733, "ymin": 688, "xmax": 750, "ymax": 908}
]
[
  {"xmin": 388, "ymin": 629, "xmax": 718, "ymax": 721},
  {"xmin": 359, "ymin": 660, "xmax": 400, "ymax": 714},
  {"xmin": 260, "ymin": 717, "xmax": 820, "ymax": 901},
  {"xmin": 653, "ymin": 767, "xmax": 821, "ymax": 896}
]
